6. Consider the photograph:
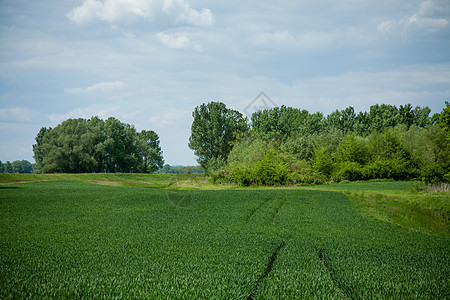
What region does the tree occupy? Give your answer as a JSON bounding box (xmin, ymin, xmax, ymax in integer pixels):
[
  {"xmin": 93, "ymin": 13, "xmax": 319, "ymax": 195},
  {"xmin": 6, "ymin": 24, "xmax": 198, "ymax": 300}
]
[
  {"xmin": 138, "ymin": 130, "xmax": 164, "ymax": 173},
  {"xmin": 189, "ymin": 101, "xmax": 249, "ymax": 171},
  {"xmin": 33, "ymin": 117, "xmax": 163, "ymax": 173},
  {"xmin": 12, "ymin": 160, "xmax": 33, "ymax": 173},
  {"xmin": 33, "ymin": 127, "xmax": 51, "ymax": 172},
  {"xmin": 336, "ymin": 134, "xmax": 369, "ymax": 165},
  {"xmin": 438, "ymin": 101, "xmax": 450, "ymax": 140},
  {"xmin": 326, "ymin": 107, "xmax": 356, "ymax": 134},
  {"xmin": 413, "ymin": 106, "xmax": 431, "ymax": 128},
  {"xmin": 2, "ymin": 161, "xmax": 13, "ymax": 173}
]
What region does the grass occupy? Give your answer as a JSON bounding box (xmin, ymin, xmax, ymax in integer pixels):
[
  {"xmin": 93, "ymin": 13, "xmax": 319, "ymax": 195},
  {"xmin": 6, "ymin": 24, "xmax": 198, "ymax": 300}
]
[
  {"xmin": 0, "ymin": 177, "xmax": 449, "ymax": 299},
  {"xmin": 303, "ymin": 180, "xmax": 449, "ymax": 236},
  {"xmin": 0, "ymin": 173, "xmax": 206, "ymax": 188}
]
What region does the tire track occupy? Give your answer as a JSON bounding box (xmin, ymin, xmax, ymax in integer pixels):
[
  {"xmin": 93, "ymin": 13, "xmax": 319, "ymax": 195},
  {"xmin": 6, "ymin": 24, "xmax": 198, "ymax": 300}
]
[
  {"xmin": 318, "ymin": 245, "xmax": 352, "ymax": 300},
  {"xmin": 247, "ymin": 241, "xmax": 286, "ymax": 300},
  {"xmin": 271, "ymin": 198, "xmax": 288, "ymax": 224},
  {"xmin": 245, "ymin": 198, "xmax": 270, "ymax": 223}
]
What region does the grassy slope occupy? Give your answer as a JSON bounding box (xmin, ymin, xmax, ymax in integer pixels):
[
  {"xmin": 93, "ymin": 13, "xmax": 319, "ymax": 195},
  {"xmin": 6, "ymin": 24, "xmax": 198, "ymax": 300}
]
[
  {"xmin": 0, "ymin": 181, "xmax": 448, "ymax": 298},
  {"xmin": 303, "ymin": 181, "xmax": 449, "ymax": 236}
]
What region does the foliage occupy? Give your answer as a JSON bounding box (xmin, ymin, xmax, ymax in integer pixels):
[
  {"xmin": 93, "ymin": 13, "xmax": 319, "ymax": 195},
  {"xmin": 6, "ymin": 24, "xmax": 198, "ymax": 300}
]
[
  {"xmin": 205, "ymin": 102, "xmax": 450, "ymax": 186},
  {"xmin": 0, "ymin": 160, "xmax": 33, "ymax": 173},
  {"xmin": 32, "ymin": 117, "xmax": 163, "ymax": 173},
  {"xmin": 0, "ymin": 181, "xmax": 448, "ymax": 298},
  {"xmin": 204, "ymin": 156, "xmax": 227, "ymax": 175},
  {"xmin": 438, "ymin": 101, "xmax": 450, "ymax": 140},
  {"xmin": 188, "ymin": 101, "xmax": 249, "ymax": 171},
  {"xmin": 311, "ymin": 146, "xmax": 335, "ymax": 177}
]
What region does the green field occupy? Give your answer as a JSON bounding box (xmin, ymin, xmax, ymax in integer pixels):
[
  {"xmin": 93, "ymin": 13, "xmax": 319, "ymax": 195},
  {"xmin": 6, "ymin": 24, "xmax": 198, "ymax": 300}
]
[{"xmin": 0, "ymin": 176, "xmax": 449, "ymax": 299}]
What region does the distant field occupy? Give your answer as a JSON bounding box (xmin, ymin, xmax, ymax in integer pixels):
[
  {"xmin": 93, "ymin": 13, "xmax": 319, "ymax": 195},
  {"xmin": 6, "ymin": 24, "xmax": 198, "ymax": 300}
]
[
  {"xmin": 1, "ymin": 177, "xmax": 448, "ymax": 298},
  {"xmin": 0, "ymin": 173, "xmax": 206, "ymax": 189}
]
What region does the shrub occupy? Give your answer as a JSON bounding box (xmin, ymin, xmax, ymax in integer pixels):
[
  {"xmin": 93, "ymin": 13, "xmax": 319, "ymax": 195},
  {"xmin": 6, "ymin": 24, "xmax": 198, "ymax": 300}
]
[
  {"xmin": 205, "ymin": 156, "xmax": 227, "ymax": 175},
  {"xmin": 311, "ymin": 147, "xmax": 335, "ymax": 177},
  {"xmin": 420, "ymin": 163, "xmax": 449, "ymax": 184},
  {"xmin": 333, "ymin": 162, "xmax": 364, "ymax": 182},
  {"xmin": 363, "ymin": 159, "xmax": 411, "ymax": 180},
  {"xmin": 253, "ymin": 149, "xmax": 291, "ymax": 185}
]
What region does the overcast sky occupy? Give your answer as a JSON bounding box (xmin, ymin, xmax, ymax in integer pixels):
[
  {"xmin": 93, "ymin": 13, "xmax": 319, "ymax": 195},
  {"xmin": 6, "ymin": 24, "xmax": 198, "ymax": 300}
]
[{"xmin": 1, "ymin": 0, "xmax": 449, "ymax": 166}]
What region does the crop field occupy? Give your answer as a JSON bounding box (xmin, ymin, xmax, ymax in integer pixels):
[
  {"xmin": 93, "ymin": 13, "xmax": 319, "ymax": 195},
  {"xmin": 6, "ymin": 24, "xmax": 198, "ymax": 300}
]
[{"xmin": 1, "ymin": 177, "xmax": 449, "ymax": 299}]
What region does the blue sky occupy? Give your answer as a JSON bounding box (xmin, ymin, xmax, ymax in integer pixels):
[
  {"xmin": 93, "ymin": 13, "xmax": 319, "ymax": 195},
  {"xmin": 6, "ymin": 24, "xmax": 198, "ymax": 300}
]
[{"xmin": 1, "ymin": 0, "xmax": 449, "ymax": 166}]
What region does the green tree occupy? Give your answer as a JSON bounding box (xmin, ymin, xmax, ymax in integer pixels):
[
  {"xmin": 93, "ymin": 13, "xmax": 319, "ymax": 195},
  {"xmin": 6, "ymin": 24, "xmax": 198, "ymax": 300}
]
[
  {"xmin": 311, "ymin": 147, "xmax": 335, "ymax": 177},
  {"xmin": 3, "ymin": 161, "xmax": 13, "ymax": 173},
  {"xmin": 251, "ymin": 106, "xmax": 324, "ymax": 138},
  {"xmin": 33, "ymin": 117, "xmax": 163, "ymax": 173},
  {"xmin": 438, "ymin": 101, "xmax": 450, "ymax": 140},
  {"xmin": 336, "ymin": 134, "xmax": 369, "ymax": 165},
  {"xmin": 138, "ymin": 130, "xmax": 164, "ymax": 173},
  {"xmin": 367, "ymin": 104, "xmax": 400, "ymax": 133},
  {"xmin": 189, "ymin": 101, "xmax": 249, "ymax": 171},
  {"xmin": 365, "ymin": 129, "xmax": 412, "ymax": 180},
  {"xmin": 33, "ymin": 127, "xmax": 51, "ymax": 172},
  {"xmin": 326, "ymin": 107, "xmax": 356, "ymax": 134},
  {"xmin": 412, "ymin": 106, "xmax": 431, "ymax": 128},
  {"xmin": 11, "ymin": 160, "xmax": 33, "ymax": 173}
]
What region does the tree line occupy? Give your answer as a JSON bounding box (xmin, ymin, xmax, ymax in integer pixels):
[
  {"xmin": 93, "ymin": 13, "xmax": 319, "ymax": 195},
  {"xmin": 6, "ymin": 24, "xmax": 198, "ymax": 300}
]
[
  {"xmin": 189, "ymin": 101, "xmax": 450, "ymax": 185},
  {"xmin": 33, "ymin": 117, "xmax": 164, "ymax": 173},
  {"xmin": 0, "ymin": 160, "xmax": 33, "ymax": 173}
]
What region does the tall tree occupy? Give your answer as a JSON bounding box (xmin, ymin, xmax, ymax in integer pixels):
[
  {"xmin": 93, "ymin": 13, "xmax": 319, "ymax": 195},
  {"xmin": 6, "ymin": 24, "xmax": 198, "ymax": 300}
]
[
  {"xmin": 138, "ymin": 130, "xmax": 164, "ymax": 173},
  {"xmin": 33, "ymin": 127, "xmax": 51, "ymax": 172},
  {"xmin": 189, "ymin": 101, "xmax": 249, "ymax": 170},
  {"xmin": 438, "ymin": 101, "xmax": 450, "ymax": 140},
  {"xmin": 326, "ymin": 107, "xmax": 356, "ymax": 134}
]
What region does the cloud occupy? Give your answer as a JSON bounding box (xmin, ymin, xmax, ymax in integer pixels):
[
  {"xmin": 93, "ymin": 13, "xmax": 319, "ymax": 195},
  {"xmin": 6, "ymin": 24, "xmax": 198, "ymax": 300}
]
[
  {"xmin": 377, "ymin": 0, "xmax": 449, "ymax": 36},
  {"xmin": 0, "ymin": 107, "xmax": 40, "ymax": 123},
  {"xmin": 64, "ymin": 81, "xmax": 124, "ymax": 94},
  {"xmin": 156, "ymin": 32, "xmax": 190, "ymax": 49},
  {"xmin": 251, "ymin": 27, "xmax": 372, "ymax": 53},
  {"xmin": 47, "ymin": 106, "xmax": 122, "ymax": 126},
  {"xmin": 156, "ymin": 32, "xmax": 202, "ymax": 50},
  {"xmin": 252, "ymin": 31, "xmax": 296, "ymax": 47},
  {"xmin": 67, "ymin": 0, "xmax": 214, "ymax": 26},
  {"xmin": 176, "ymin": 6, "xmax": 214, "ymax": 27}
]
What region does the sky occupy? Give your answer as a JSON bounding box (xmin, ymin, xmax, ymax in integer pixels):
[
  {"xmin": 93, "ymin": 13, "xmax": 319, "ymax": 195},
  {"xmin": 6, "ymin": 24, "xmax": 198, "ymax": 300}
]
[{"xmin": 0, "ymin": 0, "xmax": 449, "ymax": 166}]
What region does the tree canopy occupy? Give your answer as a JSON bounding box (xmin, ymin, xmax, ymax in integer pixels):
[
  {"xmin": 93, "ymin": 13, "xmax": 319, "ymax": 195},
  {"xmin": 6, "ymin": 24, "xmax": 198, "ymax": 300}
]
[
  {"xmin": 188, "ymin": 101, "xmax": 249, "ymax": 172},
  {"xmin": 33, "ymin": 117, "xmax": 163, "ymax": 173},
  {"xmin": 0, "ymin": 160, "xmax": 33, "ymax": 173}
]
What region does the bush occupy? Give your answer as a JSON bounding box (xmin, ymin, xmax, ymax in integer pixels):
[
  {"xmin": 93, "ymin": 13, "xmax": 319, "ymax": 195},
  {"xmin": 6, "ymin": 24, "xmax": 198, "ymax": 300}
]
[
  {"xmin": 205, "ymin": 156, "xmax": 227, "ymax": 175},
  {"xmin": 363, "ymin": 159, "xmax": 411, "ymax": 181},
  {"xmin": 333, "ymin": 162, "xmax": 364, "ymax": 182},
  {"xmin": 420, "ymin": 163, "xmax": 449, "ymax": 184},
  {"xmin": 311, "ymin": 147, "xmax": 335, "ymax": 177},
  {"xmin": 252, "ymin": 149, "xmax": 291, "ymax": 185}
]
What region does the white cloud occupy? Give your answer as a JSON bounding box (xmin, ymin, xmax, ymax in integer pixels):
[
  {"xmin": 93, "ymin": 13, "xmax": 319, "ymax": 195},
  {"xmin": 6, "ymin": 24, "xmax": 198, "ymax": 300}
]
[
  {"xmin": 377, "ymin": 0, "xmax": 449, "ymax": 36},
  {"xmin": 251, "ymin": 27, "xmax": 372, "ymax": 52},
  {"xmin": 64, "ymin": 81, "xmax": 124, "ymax": 94},
  {"xmin": 156, "ymin": 32, "xmax": 190, "ymax": 49},
  {"xmin": 67, "ymin": 0, "xmax": 214, "ymax": 26},
  {"xmin": 47, "ymin": 106, "xmax": 122, "ymax": 126},
  {"xmin": 176, "ymin": 7, "xmax": 214, "ymax": 27},
  {"xmin": 0, "ymin": 107, "xmax": 39, "ymax": 123},
  {"xmin": 156, "ymin": 31, "xmax": 202, "ymax": 50}
]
